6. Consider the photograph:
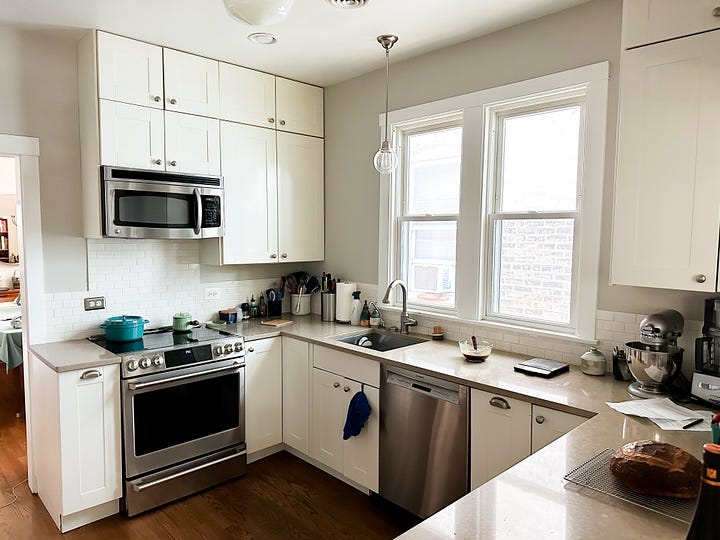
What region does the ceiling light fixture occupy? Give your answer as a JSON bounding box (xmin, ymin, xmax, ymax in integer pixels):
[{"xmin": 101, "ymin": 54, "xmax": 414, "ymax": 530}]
[
  {"xmin": 223, "ymin": 0, "xmax": 294, "ymax": 26},
  {"xmin": 247, "ymin": 32, "xmax": 278, "ymax": 45},
  {"xmin": 373, "ymin": 34, "xmax": 399, "ymax": 174},
  {"xmin": 325, "ymin": 0, "xmax": 370, "ymax": 8}
]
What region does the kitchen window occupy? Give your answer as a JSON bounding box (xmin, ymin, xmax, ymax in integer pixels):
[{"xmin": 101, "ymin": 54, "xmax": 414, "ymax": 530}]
[{"xmin": 379, "ymin": 63, "xmax": 608, "ymax": 340}]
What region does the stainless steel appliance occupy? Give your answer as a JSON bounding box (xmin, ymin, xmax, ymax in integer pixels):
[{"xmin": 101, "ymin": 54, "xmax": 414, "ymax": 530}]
[
  {"xmin": 625, "ymin": 309, "xmax": 684, "ymax": 398},
  {"xmin": 693, "ymin": 298, "xmax": 720, "ymax": 406},
  {"xmin": 89, "ymin": 326, "xmax": 246, "ymax": 516},
  {"xmin": 102, "ymin": 166, "xmax": 224, "ymax": 239},
  {"xmin": 379, "ymin": 365, "xmax": 468, "ymax": 518}
]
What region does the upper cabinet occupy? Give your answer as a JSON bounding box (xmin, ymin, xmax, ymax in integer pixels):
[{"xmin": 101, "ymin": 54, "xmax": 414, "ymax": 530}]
[
  {"xmin": 611, "ymin": 29, "xmax": 720, "ymax": 292},
  {"xmin": 622, "ymin": 0, "xmax": 720, "ymax": 49},
  {"xmin": 276, "ymin": 78, "xmax": 324, "ymax": 138},
  {"xmin": 164, "ymin": 49, "xmax": 220, "ymax": 118}
]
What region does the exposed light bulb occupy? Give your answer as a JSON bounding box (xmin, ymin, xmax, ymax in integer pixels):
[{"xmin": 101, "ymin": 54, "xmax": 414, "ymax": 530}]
[{"xmin": 374, "ymin": 140, "xmax": 398, "ymax": 174}]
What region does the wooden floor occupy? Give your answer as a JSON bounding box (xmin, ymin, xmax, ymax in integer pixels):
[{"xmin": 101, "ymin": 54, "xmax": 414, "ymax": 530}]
[{"xmin": 0, "ymin": 371, "xmax": 418, "ymax": 539}]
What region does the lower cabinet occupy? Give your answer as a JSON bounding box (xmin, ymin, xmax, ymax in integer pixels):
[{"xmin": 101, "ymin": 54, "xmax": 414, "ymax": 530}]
[
  {"xmin": 245, "ymin": 337, "xmax": 282, "ymax": 455},
  {"xmin": 470, "ymin": 388, "xmax": 586, "ymax": 490},
  {"xmin": 310, "ymin": 346, "xmax": 379, "ymax": 492},
  {"xmin": 32, "ymin": 357, "xmax": 121, "ymax": 532},
  {"xmin": 282, "ymin": 337, "xmax": 311, "ymax": 454}
]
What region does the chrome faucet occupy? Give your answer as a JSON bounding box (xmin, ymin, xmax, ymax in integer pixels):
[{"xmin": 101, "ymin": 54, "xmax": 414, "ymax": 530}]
[{"xmin": 382, "ymin": 279, "xmax": 417, "ymax": 334}]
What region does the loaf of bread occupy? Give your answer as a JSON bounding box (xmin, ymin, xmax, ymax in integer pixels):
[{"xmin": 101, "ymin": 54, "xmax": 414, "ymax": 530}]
[{"xmin": 608, "ymin": 440, "xmax": 701, "ymax": 499}]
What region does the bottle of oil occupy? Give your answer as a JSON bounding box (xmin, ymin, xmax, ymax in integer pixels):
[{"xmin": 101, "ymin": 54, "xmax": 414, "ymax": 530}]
[{"xmin": 686, "ymin": 443, "xmax": 720, "ymax": 539}]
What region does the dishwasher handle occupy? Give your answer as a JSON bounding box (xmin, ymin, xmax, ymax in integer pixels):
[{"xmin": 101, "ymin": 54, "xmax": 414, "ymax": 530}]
[{"xmin": 385, "ymin": 370, "xmax": 460, "ymax": 405}]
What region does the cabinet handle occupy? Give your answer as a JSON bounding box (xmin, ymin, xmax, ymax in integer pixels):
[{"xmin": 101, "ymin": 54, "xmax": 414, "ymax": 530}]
[
  {"xmin": 169, "ymin": 98, "xmax": 177, "ymax": 105},
  {"xmin": 696, "ymin": 274, "xmax": 707, "ymax": 284},
  {"xmin": 247, "ymin": 347, "xmax": 254, "ymax": 353},
  {"xmin": 168, "ymin": 160, "xmax": 177, "ymax": 167},
  {"xmin": 80, "ymin": 369, "xmax": 102, "ymax": 380},
  {"xmin": 270, "ymin": 253, "xmax": 277, "ymax": 259},
  {"xmin": 154, "ymin": 159, "xmax": 162, "ymax": 165},
  {"xmin": 268, "ymin": 117, "xmax": 275, "ymax": 124},
  {"xmin": 333, "ymin": 382, "xmax": 340, "ymax": 388},
  {"xmin": 535, "ymin": 415, "xmax": 546, "ymax": 424},
  {"xmin": 279, "ymin": 120, "xmax": 286, "ymax": 126},
  {"xmin": 153, "ymin": 95, "xmax": 161, "ymax": 102},
  {"xmin": 713, "ymin": 7, "xmax": 720, "ymax": 17},
  {"xmin": 343, "ymin": 385, "xmax": 351, "ymax": 392},
  {"xmin": 281, "ymin": 253, "xmax": 288, "ymax": 259},
  {"xmin": 489, "ymin": 396, "xmax": 511, "ymax": 410}
]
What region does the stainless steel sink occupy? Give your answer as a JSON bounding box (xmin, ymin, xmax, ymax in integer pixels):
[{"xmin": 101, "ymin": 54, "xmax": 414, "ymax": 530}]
[{"xmin": 335, "ymin": 330, "xmax": 425, "ymax": 352}]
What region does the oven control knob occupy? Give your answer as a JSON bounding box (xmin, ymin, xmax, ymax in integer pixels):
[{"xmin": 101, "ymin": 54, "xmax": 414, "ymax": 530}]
[
  {"xmin": 139, "ymin": 357, "xmax": 152, "ymax": 369},
  {"xmin": 214, "ymin": 345, "xmax": 224, "ymax": 356},
  {"xmin": 234, "ymin": 342, "xmax": 243, "ymax": 352},
  {"xmin": 126, "ymin": 359, "xmax": 139, "ymax": 371},
  {"xmin": 152, "ymin": 355, "xmax": 164, "ymax": 367},
  {"xmin": 224, "ymin": 344, "xmax": 234, "ymax": 354}
]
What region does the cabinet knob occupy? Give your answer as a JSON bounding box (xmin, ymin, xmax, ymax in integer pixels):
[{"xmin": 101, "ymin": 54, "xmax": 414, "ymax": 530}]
[
  {"xmin": 343, "ymin": 385, "xmax": 351, "ymax": 392},
  {"xmin": 489, "ymin": 396, "xmax": 511, "ymax": 410},
  {"xmin": 268, "ymin": 117, "xmax": 275, "ymax": 124},
  {"xmin": 153, "ymin": 95, "xmax": 162, "ymax": 102},
  {"xmin": 281, "ymin": 253, "xmax": 288, "ymax": 259},
  {"xmin": 696, "ymin": 274, "xmax": 707, "ymax": 284},
  {"xmin": 713, "ymin": 7, "xmax": 720, "ymax": 17},
  {"xmin": 168, "ymin": 160, "xmax": 177, "ymax": 167},
  {"xmin": 279, "ymin": 120, "xmax": 286, "ymax": 126},
  {"xmin": 270, "ymin": 253, "xmax": 277, "ymax": 259},
  {"xmin": 169, "ymin": 98, "xmax": 177, "ymax": 105},
  {"xmin": 247, "ymin": 347, "xmax": 255, "ymax": 353},
  {"xmin": 154, "ymin": 158, "xmax": 162, "ymax": 165},
  {"xmin": 535, "ymin": 415, "xmax": 545, "ymax": 424},
  {"xmin": 333, "ymin": 382, "xmax": 340, "ymax": 388}
]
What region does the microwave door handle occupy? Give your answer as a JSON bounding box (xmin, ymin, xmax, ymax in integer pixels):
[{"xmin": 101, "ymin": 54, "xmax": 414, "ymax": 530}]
[{"xmin": 193, "ymin": 188, "xmax": 202, "ymax": 236}]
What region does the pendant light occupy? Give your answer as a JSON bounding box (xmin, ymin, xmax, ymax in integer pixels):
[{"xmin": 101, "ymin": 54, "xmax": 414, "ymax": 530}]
[{"xmin": 373, "ymin": 34, "xmax": 399, "ymax": 174}]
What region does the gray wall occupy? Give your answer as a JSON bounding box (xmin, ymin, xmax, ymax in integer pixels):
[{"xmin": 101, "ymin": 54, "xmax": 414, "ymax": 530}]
[{"xmin": 320, "ymin": 0, "xmax": 709, "ymax": 320}]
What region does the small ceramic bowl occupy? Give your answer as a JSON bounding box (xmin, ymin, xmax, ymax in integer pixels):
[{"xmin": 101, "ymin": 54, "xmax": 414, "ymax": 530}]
[{"xmin": 459, "ymin": 339, "xmax": 493, "ymax": 363}]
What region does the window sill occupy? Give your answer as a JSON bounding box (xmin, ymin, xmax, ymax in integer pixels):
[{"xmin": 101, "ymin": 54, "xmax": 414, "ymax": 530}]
[{"xmin": 379, "ymin": 305, "xmax": 597, "ymax": 346}]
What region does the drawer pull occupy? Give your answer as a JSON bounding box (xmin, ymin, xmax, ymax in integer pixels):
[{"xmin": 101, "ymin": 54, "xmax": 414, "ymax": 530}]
[
  {"xmin": 169, "ymin": 98, "xmax": 177, "ymax": 105},
  {"xmin": 713, "ymin": 7, "xmax": 720, "ymax": 17},
  {"xmin": 489, "ymin": 396, "xmax": 511, "ymax": 410},
  {"xmin": 343, "ymin": 385, "xmax": 351, "ymax": 392},
  {"xmin": 695, "ymin": 274, "xmax": 707, "ymax": 284},
  {"xmin": 535, "ymin": 415, "xmax": 546, "ymax": 424},
  {"xmin": 333, "ymin": 382, "xmax": 340, "ymax": 388},
  {"xmin": 153, "ymin": 95, "xmax": 161, "ymax": 102},
  {"xmin": 247, "ymin": 347, "xmax": 254, "ymax": 353},
  {"xmin": 80, "ymin": 369, "xmax": 102, "ymax": 380}
]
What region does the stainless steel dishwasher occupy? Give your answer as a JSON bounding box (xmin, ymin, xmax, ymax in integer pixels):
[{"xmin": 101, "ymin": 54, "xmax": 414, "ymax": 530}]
[{"xmin": 379, "ymin": 364, "xmax": 468, "ymax": 518}]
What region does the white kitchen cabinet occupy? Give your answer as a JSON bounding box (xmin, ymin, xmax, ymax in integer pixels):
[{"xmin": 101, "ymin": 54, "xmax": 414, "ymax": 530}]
[
  {"xmin": 531, "ymin": 405, "xmax": 585, "ymax": 453},
  {"xmin": 282, "ymin": 337, "xmax": 312, "ymax": 455},
  {"xmin": 164, "ymin": 111, "xmax": 220, "ymax": 176},
  {"xmin": 99, "ymin": 100, "xmax": 165, "ymax": 170},
  {"xmin": 611, "ymin": 31, "xmax": 720, "ymax": 292},
  {"xmin": 219, "ymin": 62, "xmax": 276, "ymax": 129},
  {"xmin": 622, "ymin": 0, "xmax": 720, "ymax": 50},
  {"xmin": 201, "ymin": 125, "xmax": 324, "ymax": 265},
  {"xmin": 310, "ymin": 346, "xmax": 379, "ymax": 492},
  {"xmin": 470, "ymin": 389, "xmax": 531, "ymax": 490},
  {"xmin": 96, "ymin": 31, "xmax": 164, "ymax": 109},
  {"xmin": 32, "ymin": 358, "xmax": 121, "ymax": 533},
  {"xmin": 277, "ymin": 132, "xmax": 324, "ymax": 263},
  {"xmin": 163, "ymin": 48, "xmax": 219, "ymax": 118},
  {"xmin": 245, "ymin": 337, "xmax": 282, "ymax": 455},
  {"xmin": 276, "ymin": 78, "xmax": 324, "ymax": 138}
]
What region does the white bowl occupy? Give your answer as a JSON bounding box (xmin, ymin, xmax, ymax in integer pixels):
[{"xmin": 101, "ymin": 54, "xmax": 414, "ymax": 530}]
[{"xmin": 459, "ymin": 339, "xmax": 493, "ymax": 362}]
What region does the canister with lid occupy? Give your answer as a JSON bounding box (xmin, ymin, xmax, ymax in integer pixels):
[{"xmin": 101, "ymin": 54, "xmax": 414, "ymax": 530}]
[{"xmin": 581, "ymin": 346, "xmax": 606, "ymax": 375}]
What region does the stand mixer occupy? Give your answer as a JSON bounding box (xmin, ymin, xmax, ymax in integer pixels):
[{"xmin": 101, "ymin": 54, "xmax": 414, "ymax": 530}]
[{"xmin": 625, "ymin": 309, "xmax": 684, "ymax": 398}]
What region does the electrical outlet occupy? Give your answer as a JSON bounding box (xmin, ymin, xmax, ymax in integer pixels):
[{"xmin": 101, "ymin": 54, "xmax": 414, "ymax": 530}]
[
  {"xmin": 84, "ymin": 296, "xmax": 105, "ymax": 311},
  {"xmin": 204, "ymin": 287, "xmax": 221, "ymax": 300}
]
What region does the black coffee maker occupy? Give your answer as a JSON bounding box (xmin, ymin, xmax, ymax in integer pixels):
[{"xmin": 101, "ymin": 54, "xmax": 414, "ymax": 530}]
[{"xmin": 692, "ymin": 298, "xmax": 720, "ymax": 405}]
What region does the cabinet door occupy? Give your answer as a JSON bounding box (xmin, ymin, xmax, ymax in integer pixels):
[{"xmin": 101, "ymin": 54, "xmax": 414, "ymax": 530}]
[
  {"xmin": 96, "ymin": 31, "xmax": 164, "ymax": 108},
  {"xmin": 277, "ymin": 132, "xmax": 324, "ymax": 263},
  {"xmin": 282, "ymin": 337, "xmax": 311, "ymax": 454},
  {"xmin": 342, "ymin": 380, "xmax": 379, "ymax": 492},
  {"xmin": 470, "ymin": 389, "xmax": 531, "ymax": 490},
  {"xmin": 311, "ymin": 368, "xmax": 345, "ymax": 472},
  {"xmin": 219, "ymin": 121, "xmax": 278, "ymax": 263},
  {"xmin": 58, "ymin": 364, "xmax": 121, "ymax": 513},
  {"xmin": 611, "ymin": 32, "xmax": 720, "ymax": 292},
  {"xmin": 99, "ymin": 100, "xmax": 165, "ymax": 170},
  {"xmin": 623, "ymin": 0, "xmax": 720, "ymax": 49},
  {"xmin": 164, "ymin": 48, "xmax": 220, "ymax": 118},
  {"xmin": 276, "ymin": 78, "xmax": 324, "ymax": 137},
  {"xmin": 531, "ymin": 405, "xmax": 585, "ymax": 453},
  {"xmin": 245, "ymin": 337, "xmax": 282, "ymax": 454},
  {"xmin": 219, "ymin": 62, "xmax": 276, "ymax": 129},
  {"xmin": 165, "ymin": 111, "xmax": 220, "ymax": 175}
]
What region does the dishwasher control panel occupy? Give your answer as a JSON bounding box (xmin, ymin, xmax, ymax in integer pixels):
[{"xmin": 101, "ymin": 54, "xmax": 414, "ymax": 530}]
[{"xmin": 386, "ymin": 370, "xmax": 460, "ymax": 404}]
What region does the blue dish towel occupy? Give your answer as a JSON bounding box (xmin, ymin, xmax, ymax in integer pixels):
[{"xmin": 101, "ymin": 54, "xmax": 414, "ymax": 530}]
[{"xmin": 343, "ymin": 391, "xmax": 372, "ymax": 440}]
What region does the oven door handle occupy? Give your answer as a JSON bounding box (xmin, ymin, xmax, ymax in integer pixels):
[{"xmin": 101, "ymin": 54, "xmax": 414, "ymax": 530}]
[
  {"xmin": 127, "ymin": 361, "xmax": 243, "ymax": 391},
  {"xmin": 131, "ymin": 449, "xmax": 246, "ymax": 492},
  {"xmin": 193, "ymin": 187, "xmax": 202, "ymax": 236}
]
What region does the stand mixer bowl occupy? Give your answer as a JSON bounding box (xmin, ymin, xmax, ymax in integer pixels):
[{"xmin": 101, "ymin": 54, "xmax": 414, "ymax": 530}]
[{"xmin": 625, "ymin": 342, "xmax": 683, "ymax": 397}]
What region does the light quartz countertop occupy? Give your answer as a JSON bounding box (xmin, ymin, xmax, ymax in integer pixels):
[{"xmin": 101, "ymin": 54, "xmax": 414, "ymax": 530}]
[{"xmin": 30, "ymin": 315, "xmax": 711, "ymax": 538}]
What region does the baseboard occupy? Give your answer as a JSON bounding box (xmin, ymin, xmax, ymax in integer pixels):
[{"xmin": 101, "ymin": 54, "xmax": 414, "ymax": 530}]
[
  {"xmin": 282, "ymin": 445, "xmax": 371, "ymax": 495},
  {"xmin": 60, "ymin": 499, "xmax": 119, "ymax": 533},
  {"xmin": 247, "ymin": 443, "xmax": 284, "ymax": 464}
]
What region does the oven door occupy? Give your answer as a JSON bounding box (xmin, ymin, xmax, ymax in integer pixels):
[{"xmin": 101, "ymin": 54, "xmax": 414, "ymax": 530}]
[
  {"xmin": 122, "ymin": 358, "xmax": 244, "ymax": 479},
  {"xmin": 104, "ymin": 179, "xmax": 224, "ymax": 239}
]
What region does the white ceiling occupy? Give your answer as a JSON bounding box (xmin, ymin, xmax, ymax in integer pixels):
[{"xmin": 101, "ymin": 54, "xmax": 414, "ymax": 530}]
[{"xmin": 0, "ymin": 0, "xmax": 591, "ymax": 87}]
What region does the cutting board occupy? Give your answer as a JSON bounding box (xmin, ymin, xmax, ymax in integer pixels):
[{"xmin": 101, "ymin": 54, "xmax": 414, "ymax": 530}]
[{"xmin": 260, "ymin": 319, "xmax": 295, "ymax": 328}]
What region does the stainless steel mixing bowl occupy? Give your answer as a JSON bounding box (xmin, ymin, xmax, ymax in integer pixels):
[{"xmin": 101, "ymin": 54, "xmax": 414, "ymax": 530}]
[{"xmin": 625, "ymin": 341, "xmax": 683, "ymax": 396}]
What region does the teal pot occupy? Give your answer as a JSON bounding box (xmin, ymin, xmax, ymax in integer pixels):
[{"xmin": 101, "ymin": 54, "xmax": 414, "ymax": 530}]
[{"xmin": 99, "ymin": 315, "xmax": 149, "ymax": 342}]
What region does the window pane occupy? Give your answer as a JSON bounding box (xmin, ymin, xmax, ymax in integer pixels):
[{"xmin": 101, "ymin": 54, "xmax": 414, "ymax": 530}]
[
  {"xmin": 406, "ymin": 127, "xmax": 462, "ymax": 215},
  {"xmin": 492, "ymin": 218, "xmax": 574, "ymax": 325},
  {"xmin": 499, "ymin": 106, "xmax": 580, "ymax": 212},
  {"xmin": 401, "ymin": 220, "xmax": 456, "ymax": 309}
]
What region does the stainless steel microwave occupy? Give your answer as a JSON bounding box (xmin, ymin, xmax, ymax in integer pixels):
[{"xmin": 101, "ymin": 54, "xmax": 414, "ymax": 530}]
[{"xmin": 102, "ymin": 166, "xmax": 224, "ymax": 239}]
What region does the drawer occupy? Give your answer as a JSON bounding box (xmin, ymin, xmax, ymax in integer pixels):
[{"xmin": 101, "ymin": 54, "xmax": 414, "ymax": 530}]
[{"xmin": 312, "ymin": 345, "xmax": 379, "ymax": 387}]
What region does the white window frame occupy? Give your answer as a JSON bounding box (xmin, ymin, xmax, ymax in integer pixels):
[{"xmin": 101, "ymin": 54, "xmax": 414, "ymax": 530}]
[{"xmin": 378, "ymin": 63, "xmax": 608, "ymax": 341}]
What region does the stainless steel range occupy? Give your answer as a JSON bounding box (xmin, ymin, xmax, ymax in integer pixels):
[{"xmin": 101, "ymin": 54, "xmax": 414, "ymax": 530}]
[{"xmin": 89, "ymin": 326, "xmax": 247, "ymax": 516}]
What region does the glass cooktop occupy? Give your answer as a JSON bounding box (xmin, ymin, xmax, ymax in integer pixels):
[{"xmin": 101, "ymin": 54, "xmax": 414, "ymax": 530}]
[{"xmin": 88, "ymin": 325, "xmax": 239, "ymax": 355}]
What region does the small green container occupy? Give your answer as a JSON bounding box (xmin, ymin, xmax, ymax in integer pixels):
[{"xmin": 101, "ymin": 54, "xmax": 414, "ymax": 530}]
[{"xmin": 712, "ymin": 422, "xmax": 720, "ymax": 445}]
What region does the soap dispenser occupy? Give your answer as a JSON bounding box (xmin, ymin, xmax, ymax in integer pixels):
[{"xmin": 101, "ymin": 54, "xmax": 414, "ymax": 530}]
[
  {"xmin": 350, "ymin": 291, "xmax": 362, "ymax": 326},
  {"xmin": 360, "ymin": 300, "xmax": 370, "ymax": 327}
]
